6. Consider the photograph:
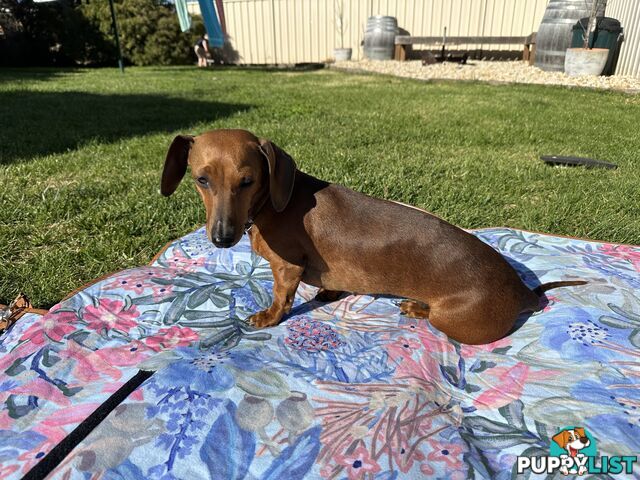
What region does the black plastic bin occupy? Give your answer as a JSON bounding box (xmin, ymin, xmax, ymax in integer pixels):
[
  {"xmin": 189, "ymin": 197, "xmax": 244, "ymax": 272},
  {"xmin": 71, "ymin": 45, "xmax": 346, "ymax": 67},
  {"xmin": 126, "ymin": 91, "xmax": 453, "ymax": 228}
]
[{"xmin": 571, "ymin": 17, "xmax": 623, "ymax": 76}]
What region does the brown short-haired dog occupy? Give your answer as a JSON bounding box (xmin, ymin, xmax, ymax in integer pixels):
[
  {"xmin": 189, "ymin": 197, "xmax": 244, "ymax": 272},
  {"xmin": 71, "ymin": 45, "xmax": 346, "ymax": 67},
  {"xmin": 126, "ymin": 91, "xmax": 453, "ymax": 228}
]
[{"xmin": 161, "ymin": 129, "xmax": 585, "ymax": 344}]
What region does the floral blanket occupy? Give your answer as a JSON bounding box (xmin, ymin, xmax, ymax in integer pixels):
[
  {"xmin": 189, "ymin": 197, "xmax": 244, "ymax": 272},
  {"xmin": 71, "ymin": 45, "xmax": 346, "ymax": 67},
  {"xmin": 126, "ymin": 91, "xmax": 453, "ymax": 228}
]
[{"xmin": 1, "ymin": 227, "xmax": 639, "ymax": 479}]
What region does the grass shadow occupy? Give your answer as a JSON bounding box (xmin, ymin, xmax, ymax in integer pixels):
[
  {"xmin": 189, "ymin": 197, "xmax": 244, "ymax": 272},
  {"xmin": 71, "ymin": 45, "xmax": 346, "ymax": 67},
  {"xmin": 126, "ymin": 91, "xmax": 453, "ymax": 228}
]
[
  {"xmin": 0, "ymin": 91, "xmax": 250, "ymax": 164},
  {"xmin": 0, "ymin": 68, "xmax": 76, "ymax": 83}
]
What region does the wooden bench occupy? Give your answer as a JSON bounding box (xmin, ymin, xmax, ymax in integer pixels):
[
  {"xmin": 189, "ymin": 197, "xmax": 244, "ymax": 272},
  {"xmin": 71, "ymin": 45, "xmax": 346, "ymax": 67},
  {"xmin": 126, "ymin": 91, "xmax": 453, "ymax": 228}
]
[
  {"xmin": 394, "ymin": 35, "xmax": 535, "ymax": 61},
  {"xmin": 523, "ymin": 32, "xmax": 536, "ymax": 65}
]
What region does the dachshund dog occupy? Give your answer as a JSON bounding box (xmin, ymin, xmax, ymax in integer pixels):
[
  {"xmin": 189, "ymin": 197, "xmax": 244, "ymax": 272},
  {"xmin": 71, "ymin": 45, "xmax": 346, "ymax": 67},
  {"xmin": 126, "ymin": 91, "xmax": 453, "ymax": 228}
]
[{"xmin": 161, "ymin": 129, "xmax": 585, "ymax": 344}]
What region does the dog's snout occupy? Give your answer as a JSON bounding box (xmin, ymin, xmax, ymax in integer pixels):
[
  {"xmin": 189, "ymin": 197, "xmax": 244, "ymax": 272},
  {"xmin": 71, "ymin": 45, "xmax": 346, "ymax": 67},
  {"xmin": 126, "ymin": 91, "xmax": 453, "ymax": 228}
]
[
  {"xmin": 580, "ymin": 437, "xmax": 589, "ymax": 445},
  {"xmin": 212, "ymin": 219, "xmax": 235, "ymax": 247}
]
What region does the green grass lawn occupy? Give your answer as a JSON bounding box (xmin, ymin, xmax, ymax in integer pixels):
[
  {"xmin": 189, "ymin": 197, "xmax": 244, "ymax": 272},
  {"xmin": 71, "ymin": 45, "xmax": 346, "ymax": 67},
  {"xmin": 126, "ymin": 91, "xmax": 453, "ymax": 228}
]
[{"xmin": 1, "ymin": 66, "xmax": 639, "ymax": 308}]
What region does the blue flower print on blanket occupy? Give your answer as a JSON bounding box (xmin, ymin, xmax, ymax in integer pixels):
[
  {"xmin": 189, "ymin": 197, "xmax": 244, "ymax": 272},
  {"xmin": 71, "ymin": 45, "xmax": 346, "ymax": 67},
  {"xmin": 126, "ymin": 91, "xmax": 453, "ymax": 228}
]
[
  {"xmin": 571, "ymin": 375, "xmax": 640, "ymax": 456},
  {"xmin": 539, "ymin": 306, "xmax": 628, "ymax": 362},
  {"xmin": 144, "ymin": 345, "xmax": 263, "ymax": 394}
]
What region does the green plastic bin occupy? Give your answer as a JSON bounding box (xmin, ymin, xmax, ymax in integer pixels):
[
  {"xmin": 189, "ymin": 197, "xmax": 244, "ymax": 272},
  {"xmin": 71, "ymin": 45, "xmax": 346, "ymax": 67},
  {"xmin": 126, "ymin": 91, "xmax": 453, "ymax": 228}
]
[{"xmin": 571, "ymin": 17, "xmax": 623, "ymax": 76}]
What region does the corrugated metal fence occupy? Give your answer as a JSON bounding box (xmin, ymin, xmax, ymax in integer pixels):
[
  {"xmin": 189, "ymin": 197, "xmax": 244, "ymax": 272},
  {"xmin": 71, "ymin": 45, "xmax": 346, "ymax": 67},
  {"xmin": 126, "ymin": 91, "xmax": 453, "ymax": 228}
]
[
  {"xmin": 607, "ymin": 0, "xmax": 640, "ymax": 77},
  {"xmin": 191, "ymin": 1, "xmax": 639, "ymax": 77},
  {"xmin": 216, "ymin": 0, "xmax": 548, "ymax": 64}
]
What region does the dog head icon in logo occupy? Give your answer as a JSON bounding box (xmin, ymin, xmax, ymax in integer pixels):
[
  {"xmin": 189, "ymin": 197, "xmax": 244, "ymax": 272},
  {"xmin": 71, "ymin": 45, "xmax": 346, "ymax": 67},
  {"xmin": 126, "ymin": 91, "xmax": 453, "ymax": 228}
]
[
  {"xmin": 550, "ymin": 427, "xmax": 597, "ymax": 476},
  {"xmin": 552, "ymin": 428, "xmax": 591, "ymax": 457}
]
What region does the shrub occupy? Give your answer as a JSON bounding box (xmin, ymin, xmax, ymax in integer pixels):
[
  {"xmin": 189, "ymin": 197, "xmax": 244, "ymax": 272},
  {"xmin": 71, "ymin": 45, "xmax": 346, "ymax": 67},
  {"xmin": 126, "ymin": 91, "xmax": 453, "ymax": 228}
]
[
  {"xmin": 0, "ymin": 0, "xmax": 95, "ymax": 66},
  {"xmin": 0, "ymin": 0, "xmax": 205, "ymax": 66},
  {"xmin": 80, "ymin": 0, "xmax": 205, "ymax": 66}
]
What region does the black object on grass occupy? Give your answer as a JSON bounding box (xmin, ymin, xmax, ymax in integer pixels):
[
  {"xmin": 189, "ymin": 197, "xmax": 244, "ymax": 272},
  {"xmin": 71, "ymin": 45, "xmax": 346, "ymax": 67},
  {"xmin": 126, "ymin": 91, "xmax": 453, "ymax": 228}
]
[{"xmin": 540, "ymin": 155, "xmax": 617, "ymax": 170}]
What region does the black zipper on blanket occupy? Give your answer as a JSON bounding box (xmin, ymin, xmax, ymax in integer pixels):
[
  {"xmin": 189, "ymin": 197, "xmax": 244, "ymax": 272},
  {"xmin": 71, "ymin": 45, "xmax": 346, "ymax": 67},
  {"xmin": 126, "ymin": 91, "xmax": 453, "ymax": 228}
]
[{"xmin": 22, "ymin": 370, "xmax": 154, "ymax": 480}]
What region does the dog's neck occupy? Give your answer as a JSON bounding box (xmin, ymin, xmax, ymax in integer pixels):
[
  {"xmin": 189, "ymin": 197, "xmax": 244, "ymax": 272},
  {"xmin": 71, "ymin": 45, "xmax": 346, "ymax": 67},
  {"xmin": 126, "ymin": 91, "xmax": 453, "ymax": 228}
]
[
  {"xmin": 245, "ymin": 184, "xmax": 271, "ymax": 232},
  {"xmin": 247, "ymin": 170, "xmax": 327, "ymax": 233}
]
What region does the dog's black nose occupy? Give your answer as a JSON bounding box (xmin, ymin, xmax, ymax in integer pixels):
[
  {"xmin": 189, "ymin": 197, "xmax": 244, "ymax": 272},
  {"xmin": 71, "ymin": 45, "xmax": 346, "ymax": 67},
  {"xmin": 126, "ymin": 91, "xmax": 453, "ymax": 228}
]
[
  {"xmin": 580, "ymin": 437, "xmax": 589, "ymax": 444},
  {"xmin": 213, "ymin": 236, "xmax": 234, "ymax": 248},
  {"xmin": 212, "ymin": 220, "xmax": 235, "ymax": 247}
]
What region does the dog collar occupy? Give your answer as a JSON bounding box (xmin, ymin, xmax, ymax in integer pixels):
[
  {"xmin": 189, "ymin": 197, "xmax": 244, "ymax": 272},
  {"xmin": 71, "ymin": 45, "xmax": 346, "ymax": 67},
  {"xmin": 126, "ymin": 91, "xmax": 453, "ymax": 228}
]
[{"xmin": 245, "ymin": 189, "xmax": 270, "ymax": 233}]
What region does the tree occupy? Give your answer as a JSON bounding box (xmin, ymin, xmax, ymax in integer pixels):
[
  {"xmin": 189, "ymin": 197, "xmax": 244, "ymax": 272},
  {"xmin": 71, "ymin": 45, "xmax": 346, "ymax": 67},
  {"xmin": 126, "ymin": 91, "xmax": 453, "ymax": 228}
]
[
  {"xmin": 0, "ymin": 0, "xmax": 94, "ymax": 66},
  {"xmin": 80, "ymin": 0, "xmax": 204, "ymax": 66},
  {"xmin": 0, "ymin": 0, "xmax": 204, "ymax": 66}
]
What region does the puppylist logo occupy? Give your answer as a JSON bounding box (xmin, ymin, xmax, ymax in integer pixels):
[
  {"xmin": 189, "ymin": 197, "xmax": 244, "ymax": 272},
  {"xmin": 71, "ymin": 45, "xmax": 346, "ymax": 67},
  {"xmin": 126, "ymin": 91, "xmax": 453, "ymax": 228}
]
[{"xmin": 516, "ymin": 426, "xmax": 638, "ymax": 476}]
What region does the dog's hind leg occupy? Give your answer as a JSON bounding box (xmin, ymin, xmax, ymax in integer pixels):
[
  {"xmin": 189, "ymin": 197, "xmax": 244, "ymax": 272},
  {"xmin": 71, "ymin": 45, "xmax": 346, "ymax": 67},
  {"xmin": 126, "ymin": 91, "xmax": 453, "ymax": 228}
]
[
  {"xmin": 399, "ymin": 299, "xmax": 430, "ymax": 318},
  {"xmin": 314, "ymin": 288, "xmax": 345, "ymax": 302}
]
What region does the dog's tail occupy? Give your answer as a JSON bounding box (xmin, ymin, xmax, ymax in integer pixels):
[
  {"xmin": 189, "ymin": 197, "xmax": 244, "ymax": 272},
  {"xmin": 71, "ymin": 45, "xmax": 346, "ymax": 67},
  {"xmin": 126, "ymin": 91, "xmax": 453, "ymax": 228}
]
[{"xmin": 534, "ymin": 280, "xmax": 587, "ymax": 296}]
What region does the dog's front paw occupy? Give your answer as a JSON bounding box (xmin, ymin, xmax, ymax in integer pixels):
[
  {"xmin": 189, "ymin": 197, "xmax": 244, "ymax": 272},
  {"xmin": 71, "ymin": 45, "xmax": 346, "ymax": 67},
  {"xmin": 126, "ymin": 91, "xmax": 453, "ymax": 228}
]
[
  {"xmin": 247, "ymin": 310, "xmax": 280, "ymax": 328},
  {"xmin": 578, "ymin": 466, "xmax": 587, "ymax": 476},
  {"xmin": 559, "ymin": 466, "xmax": 569, "ymax": 476}
]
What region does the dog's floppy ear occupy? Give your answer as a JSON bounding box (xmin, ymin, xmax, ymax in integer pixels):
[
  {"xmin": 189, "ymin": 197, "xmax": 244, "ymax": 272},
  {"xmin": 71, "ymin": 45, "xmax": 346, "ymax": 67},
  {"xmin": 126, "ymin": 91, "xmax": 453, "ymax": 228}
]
[
  {"xmin": 161, "ymin": 135, "xmax": 194, "ymax": 196},
  {"xmin": 575, "ymin": 427, "xmax": 586, "ymax": 438},
  {"xmin": 552, "ymin": 430, "xmax": 570, "ymax": 449},
  {"xmin": 258, "ymin": 139, "xmax": 297, "ymax": 213}
]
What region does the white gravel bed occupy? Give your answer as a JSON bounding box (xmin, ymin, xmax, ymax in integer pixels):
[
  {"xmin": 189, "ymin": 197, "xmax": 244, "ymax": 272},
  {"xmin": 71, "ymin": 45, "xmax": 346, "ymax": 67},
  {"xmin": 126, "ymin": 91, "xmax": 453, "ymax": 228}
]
[{"xmin": 332, "ymin": 59, "xmax": 640, "ymax": 93}]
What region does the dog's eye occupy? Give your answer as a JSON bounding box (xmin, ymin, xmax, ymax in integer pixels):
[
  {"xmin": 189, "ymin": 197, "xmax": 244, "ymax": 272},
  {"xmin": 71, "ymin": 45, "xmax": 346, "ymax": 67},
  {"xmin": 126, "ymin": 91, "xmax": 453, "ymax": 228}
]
[
  {"xmin": 240, "ymin": 177, "xmax": 254, "ymax": 188},
  {"xmin": 196, "ymin": 176, "xmax": 209, "ymax": 187}
]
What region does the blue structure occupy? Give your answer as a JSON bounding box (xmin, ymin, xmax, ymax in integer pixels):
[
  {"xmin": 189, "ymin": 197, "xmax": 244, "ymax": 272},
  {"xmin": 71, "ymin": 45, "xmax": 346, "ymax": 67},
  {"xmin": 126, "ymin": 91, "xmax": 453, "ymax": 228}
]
[{"xmin": 197, "ymin": 0, "xmax": 224, "ymax": 47}]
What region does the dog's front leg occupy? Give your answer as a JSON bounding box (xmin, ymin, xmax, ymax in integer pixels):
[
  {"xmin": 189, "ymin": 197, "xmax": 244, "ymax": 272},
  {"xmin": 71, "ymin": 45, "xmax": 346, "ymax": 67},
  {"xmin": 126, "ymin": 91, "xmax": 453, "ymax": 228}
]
[{"xmin": 248, "ymin": 260, "xmax": 304, "ymax": 328}]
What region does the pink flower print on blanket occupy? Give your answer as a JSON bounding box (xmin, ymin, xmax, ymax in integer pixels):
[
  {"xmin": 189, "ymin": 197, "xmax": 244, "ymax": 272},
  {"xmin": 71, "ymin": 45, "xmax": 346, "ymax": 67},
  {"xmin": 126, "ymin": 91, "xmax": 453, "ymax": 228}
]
[
  {"xmin": 102, "ymin": 268, "xmax": 176, "ymax": 297},
  {"xmin": 21, "ymin": 304, "xmax": 77, "ymax": 345},
  {"xmin": 164, "ymin": 249, "xmax": 207, "ymax": 271},
  {"xmin": 94, "ymin": 341, "xmax": 157, "ymax": 367},
  {"xmin": 0, "ymin": 305, "xmax": 79, "ymax": 371},
  {"xmin": 599, "ymin": 243, "xmax": 640, "ymax": 272},
  {"xmin": 386, "ymin": 324, "xmax": 457, "ymax": 384},
  {"xmin": 459, "ymin": 336, "xmax": 511, "ymax": 358},
  {"xmin": 391, "ymin": 431, "xmax": 426, "ymax": 473},
  {"xmin": 81, "ymin": 299, "xmax": 140, "ymax": 334},
  {"xmin": 57, "ymin": 341, "xmax": 122, "ymax": 382},
  {"xmin": 0, "ymin": 377, "xmax": 72, "ymax": 409},
  {"xmin": 472, "ymin": 362, "xmax": 559, "ymax": 410},
  {"xmin": 425, "ymin": 438, "xmax": 466, "ymax": 478},
  {"xmin": 387, "ymin": 336, "xmax": 422, "ymax": 355},
  {"xmin": 143, "ymin": 326, "xmax": 199, "ymax": 351},
  {"xmin": 334, "ymin": 444, "xmax": 382, "ymax": 479},
  {"xmin": 284, "ymin": 318, "xmax": 344, "ymax": 352}
]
